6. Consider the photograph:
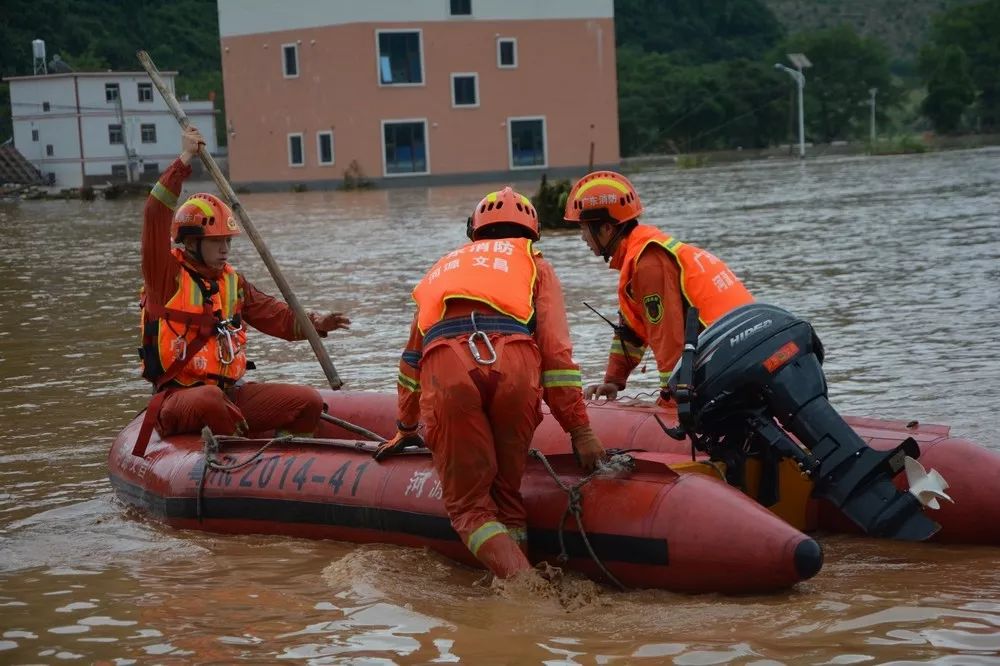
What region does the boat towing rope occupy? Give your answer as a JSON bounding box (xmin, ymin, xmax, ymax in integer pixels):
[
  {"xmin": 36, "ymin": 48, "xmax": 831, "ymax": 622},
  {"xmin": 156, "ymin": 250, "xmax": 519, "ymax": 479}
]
[
  {"xmin": 197, "ymin": 427, "xmax": 293, "ymax": 521},
  {"xmin": 528, "ymin": 449, "xmax": 636, "ymax": 591}
]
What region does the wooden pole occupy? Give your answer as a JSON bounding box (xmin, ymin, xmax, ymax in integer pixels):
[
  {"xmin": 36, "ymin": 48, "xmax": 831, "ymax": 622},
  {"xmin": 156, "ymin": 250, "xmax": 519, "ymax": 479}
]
[
  {"xmin": 588, "ymin": 123, "xmax": 596, "ymax": 171},
  {"xmin": 320, "ymin": 412, "xmax": 387, "ymax": 443},
  {"xmin": 137, "ymin": 50, "xmax": 342, "ymax": 390}
]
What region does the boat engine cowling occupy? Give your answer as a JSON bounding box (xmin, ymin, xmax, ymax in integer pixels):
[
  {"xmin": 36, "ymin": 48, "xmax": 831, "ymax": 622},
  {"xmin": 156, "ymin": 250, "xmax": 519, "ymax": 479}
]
[{"xmin": 667, "ymin": 303, "xmax": 943, "ymax": 541}]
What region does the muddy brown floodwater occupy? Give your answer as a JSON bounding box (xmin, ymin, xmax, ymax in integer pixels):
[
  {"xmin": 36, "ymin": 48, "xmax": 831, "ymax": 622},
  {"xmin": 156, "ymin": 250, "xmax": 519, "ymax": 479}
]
[{"xmin": 1, "ymin": 148, "xmax": 998, "ymax": 663}]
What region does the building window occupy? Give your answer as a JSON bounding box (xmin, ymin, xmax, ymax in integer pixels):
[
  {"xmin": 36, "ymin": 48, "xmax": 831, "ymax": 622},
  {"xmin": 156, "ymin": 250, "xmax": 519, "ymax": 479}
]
[
  {"xmin": 31, "ymin": 129, "xmax": 39, "ymax": 141},
  {"xmin": 451, "ymin": 73, "xmax": 478, "ymax": 107},
  {"xmin": 508, "ymin": 117, "xmax": 546, "ymax": 168},
  {"xmin": 42, "ymin": 101, "xmax": 51, "ymax": 112},
  {"xmin": 108, "ymin": 123, "xmax": 124, "ymax": 145},
  {"xmin": 143, "ymin": 163, "xmax": 159, "ymax": 176},
  {"xmin": 377, "ymin": 30, "xmax": 423, "ymax": 85},
  {"xmin": 105, "ymin": 83, "xmax": 120, "ymax": 102},
  {"xmin": 282, "ymin": 43, "xmax": 299, "ymax": 78},
  {"xmin": 382, "ymin": 120, "xmax": 428, "ymax": 175},
  {"xmin": 111, "ymin": 165, "xmax": 128, "ymax": 179},
  {"xmin": 497, "ymin": 38, "xmax": 517, "ymax": 68},
  {"xmin": 288, "ymin": 133, "xmax": 304, "ymax": 167},
  {"xmin": 317, "ymin": 131, "xmax": 334, "ymax": 166},
  {"xmin": 450, "ymin": 0, "xmax": 471, "ymax": 15},
  {"xmin": 140, "ymin": 124, "xmax": 157, "ymax": 144},
  {"xmin": 46, "ymin": 144, "xmax": 54, "ymax": 156},
  {"xmin": 138, "ymin": 82, "xmax": 153, "ymax": 102}
]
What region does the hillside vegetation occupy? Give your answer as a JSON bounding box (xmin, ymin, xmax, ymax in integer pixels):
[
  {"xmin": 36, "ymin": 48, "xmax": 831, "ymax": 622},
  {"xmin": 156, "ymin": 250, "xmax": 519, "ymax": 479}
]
[
  {"xmin": 0, "ymin": 0, "xmax": 221, "ymax": 144},
  {"xmin": 763, "ymin": 0, "xmax": 981, "ymax": 69},
  {"xmin": 2, "ymin": 0, "xmax": 997, "ymax": 155}
]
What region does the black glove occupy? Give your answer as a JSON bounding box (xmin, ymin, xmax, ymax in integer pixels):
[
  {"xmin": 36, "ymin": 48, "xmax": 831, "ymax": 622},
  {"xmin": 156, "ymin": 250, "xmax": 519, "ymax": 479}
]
[{"xmin": 373, "ymin": 424, "xmax": 425, "ymax": 461}]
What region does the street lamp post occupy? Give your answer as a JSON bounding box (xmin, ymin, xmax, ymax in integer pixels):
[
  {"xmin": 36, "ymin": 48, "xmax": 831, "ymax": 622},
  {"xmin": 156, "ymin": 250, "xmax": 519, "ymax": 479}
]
[
  {"xmin": 869, "ymin": 87, "xmax": 878, "ymax": 143},
  {"xmin": 774, "ymin": 52, "xmax": 811, "ymax": 159}
]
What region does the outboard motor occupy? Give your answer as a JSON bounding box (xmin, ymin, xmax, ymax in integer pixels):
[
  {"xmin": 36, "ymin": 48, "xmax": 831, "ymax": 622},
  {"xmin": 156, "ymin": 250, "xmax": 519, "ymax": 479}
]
[{"xmin": 666, "ymin": 303, "xmax": 950, "ymax": 541}]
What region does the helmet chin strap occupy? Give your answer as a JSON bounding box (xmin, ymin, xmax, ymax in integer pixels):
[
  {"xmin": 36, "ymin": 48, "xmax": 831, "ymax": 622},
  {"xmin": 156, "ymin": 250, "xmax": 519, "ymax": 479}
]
[
  {"xmin": 184, "ymin": 238, "xmax": 206, "ymax": 267},
  {"xmin": 592, "ymin": 220, "xmax": 627, "ymax": 263}
]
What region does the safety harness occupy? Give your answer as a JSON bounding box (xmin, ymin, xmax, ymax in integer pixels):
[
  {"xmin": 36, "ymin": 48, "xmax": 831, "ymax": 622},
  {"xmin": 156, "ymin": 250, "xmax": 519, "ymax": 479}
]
[
  {"xmin": 422, "ymin": 313, "xmax": 534, "ymax": 347},
  {"xmin": 133, "ymin": 265, "xmax": 227, "ymax": 457}
]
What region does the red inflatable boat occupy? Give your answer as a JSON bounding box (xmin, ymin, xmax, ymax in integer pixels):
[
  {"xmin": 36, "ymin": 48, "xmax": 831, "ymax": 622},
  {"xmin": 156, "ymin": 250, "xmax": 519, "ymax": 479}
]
[
  {"xmin": 109, "ymin": 391, "xmax": 824, "ymax": 594},
  {"xmin": 108, "ymin": 390, "xmax": 998, "ymax": 593},
  {"xmin": 320, "ymin": 391, "xmax": 1000, "ymax": 545}
]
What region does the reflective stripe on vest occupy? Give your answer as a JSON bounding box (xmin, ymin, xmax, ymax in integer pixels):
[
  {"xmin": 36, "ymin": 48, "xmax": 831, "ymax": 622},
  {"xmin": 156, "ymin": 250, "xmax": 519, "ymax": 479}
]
[
  {"xmin": 618, "ymin": 225, "xmax": 754, "ymax": 343},
  {"xmin": 412, "ymin": 238, "xmax": 538, "ymax": 334},
  {"xmin": 146, "ymin": 248, "xmax": 248, "ymax": 387}
]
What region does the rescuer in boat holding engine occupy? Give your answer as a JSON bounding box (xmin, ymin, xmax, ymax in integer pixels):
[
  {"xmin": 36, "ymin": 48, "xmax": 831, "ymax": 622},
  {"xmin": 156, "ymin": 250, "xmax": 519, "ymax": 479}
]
[
  {"xmin": 562, "ymin": 174, "xmax": 951, "ymax": 541},
  {"xmin": 564, "ymin": 170, "xmax": 754, "ymax": 404},
  {"xmin": 136, "ymin": 126, "xmax": 350, "ymax": 447},
  {"xmin": 378, "ymin": 187, "xmax": 606, "ymax": 579}
]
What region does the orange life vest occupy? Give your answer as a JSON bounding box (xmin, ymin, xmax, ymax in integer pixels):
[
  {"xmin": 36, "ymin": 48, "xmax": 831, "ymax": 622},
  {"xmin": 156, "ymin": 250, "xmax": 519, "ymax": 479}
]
[
  {"xmin": 618, "ymin": 225, "xmax": 754, "ymax": 342},
  {"xmin": 139, "ymin": 248, "xmax": 248, "ymax": 388},
  {"xmin": 412, "ymin": 238, "xmax": 539, "ymax": 333}
]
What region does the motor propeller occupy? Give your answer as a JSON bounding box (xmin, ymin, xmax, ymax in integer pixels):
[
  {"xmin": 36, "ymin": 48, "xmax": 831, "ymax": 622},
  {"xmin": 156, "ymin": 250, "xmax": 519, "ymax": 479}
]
[{"xmin": 904, "ymin": 456, "xmax": 953, "ymax": 510}]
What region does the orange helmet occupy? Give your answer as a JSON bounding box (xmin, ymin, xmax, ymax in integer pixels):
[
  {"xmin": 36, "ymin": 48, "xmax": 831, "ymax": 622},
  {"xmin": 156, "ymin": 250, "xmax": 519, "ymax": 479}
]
[
  {"xmin": 563, "ymin": 170, "xmax": 643, "ymax": 225},
  {"xmin": 171, "ymin": 193, "xmax": 240, "ymax": 243},
  {"xmin": 468, "ymin": 186, "xmax": 540, "ymax": 241}
]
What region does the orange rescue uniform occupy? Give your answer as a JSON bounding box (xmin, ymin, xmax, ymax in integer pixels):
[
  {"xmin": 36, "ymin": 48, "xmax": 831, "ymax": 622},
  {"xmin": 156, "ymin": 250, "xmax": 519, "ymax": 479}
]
[
  {"xmin": 141, "ymin": 159, "xmax": 324, "ymax": 437},
  {"xmin": 604, "ymin": 224, "xmax": 754, "ymax": 394},
  {"xmin": 398, "ymin": 238, "xmax": 589, "ymax": 578}
]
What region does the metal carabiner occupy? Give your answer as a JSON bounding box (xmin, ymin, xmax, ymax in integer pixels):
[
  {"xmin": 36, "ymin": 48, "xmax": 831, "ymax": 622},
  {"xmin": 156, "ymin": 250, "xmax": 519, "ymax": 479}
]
[
  {"xmin": 170, "ymin": 336, "xmax": 187, "ymax": 361},
  {"xmin": 216, "ymin": 318, "xmax": 241, "ymax": 365},
  {"xmin": 466, "ymin": 311, "xmax": 497, "ymax": 365},
  {"xmin": 467, "ymin": 330, "xmax": 497, "ymax": 365}
]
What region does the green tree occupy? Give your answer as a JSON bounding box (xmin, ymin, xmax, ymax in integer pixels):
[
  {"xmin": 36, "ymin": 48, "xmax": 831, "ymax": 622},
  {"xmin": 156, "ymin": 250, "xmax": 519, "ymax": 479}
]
[
  {"xmin": 615, "ymin": 0, "xmax": 784, "ymax": 63},
  {"xmin": 0, "ymin": 0, "xmax": 226, "ymax": 144},
  {"xmin": 617, "ymin": 49, "xmax": 791, "ymax": 155},
  {"xmin": 920, "ymin": 45, "xmax": 975, "ymax": 132},
  {"xmin": 614, "ymin": 1, "xmax": 789, "ymax": 155},
  {"xmin": 922, "ymin": 0, "xmax": 1000, "ymax": 131},
  {"xmin": 61, "ymin": 49, "xmax": 111, "ymax": 72},
  {"xmin": 777, "ymin": 26, "xmax": 899, "ymax": 142}
]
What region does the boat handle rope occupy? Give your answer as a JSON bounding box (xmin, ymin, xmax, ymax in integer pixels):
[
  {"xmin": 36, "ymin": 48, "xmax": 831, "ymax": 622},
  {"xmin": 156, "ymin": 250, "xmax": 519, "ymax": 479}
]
[
  {"xmin": 197, "ymin": 426, "xmax": 292, "ymax": 522},
  {"xmin": 195, "ymin": 412, "xmax": 390, "ymax": 521},
  {"xmin": 528, "ymin": 448, "xmax": 633, "ymax": 592}
]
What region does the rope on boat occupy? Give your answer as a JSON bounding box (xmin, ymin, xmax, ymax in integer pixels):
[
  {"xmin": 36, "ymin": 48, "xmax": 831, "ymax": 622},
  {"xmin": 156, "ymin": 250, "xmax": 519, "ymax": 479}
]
[
  {"xmin": 528, "ymin": 449, "xmax": 636, "ymax": 591},
  {"xmin": 196, "ymin": 427, "xmax": 292, "ymax": 522}
]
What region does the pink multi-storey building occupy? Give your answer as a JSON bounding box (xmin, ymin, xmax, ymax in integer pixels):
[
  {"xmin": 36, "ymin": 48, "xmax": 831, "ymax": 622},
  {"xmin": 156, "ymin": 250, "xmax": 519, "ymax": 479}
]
[{"xmin": 217, "ymin": 0, "xmax": 618, "ymax": 189}]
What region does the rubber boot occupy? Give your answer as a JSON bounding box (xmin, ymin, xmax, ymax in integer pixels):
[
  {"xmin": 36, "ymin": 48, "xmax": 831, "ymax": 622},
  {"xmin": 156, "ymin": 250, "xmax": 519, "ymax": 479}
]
[{"xmin": 475, "ymin": 533, "xmax": 532, "ymax": 579}]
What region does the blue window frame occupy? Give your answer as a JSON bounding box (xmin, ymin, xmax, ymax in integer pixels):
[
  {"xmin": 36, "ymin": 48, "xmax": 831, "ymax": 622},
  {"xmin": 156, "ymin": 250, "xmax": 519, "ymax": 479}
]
[
  {"xmin": 383, "ymin": 121, "xmax": 427, "ymax": 174},
  {"xmin": 509, "ymin": 118, "xmax": 546, "ymax": 168}
]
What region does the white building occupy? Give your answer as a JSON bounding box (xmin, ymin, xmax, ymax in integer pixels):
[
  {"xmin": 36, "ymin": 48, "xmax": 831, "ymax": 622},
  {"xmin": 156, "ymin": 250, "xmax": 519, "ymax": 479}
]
[{"xmin": 5, "ymin": 71, "xmax": 218, "ymax": 188}]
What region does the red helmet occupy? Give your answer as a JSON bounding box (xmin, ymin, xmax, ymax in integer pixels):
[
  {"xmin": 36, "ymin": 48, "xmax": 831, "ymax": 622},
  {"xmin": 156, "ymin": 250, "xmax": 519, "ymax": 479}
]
[
  {"xmin": 171, "ymin": 193, "xmax": 240, "ymax": 243},
  {"xmin": 563, "ymin": 170, "xmax": 643, "ymax": 224},
  {"xmin": 468, "ymin": 186, "xmax": 540, "ymax": 241}
]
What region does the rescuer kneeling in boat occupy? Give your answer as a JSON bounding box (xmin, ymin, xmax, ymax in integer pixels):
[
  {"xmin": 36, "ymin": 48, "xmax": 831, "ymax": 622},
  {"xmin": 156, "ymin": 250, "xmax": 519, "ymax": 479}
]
[
  {"xmin": 136, "ymin": 126, "xmax": 350, "ymax": 444},
  {"xmin": 379, "ymin": 187, "xmax": 606, "ymax": 579},
  {"xmin": 564, "ymin": 170, "xmax": 754, "ymax": 404}
]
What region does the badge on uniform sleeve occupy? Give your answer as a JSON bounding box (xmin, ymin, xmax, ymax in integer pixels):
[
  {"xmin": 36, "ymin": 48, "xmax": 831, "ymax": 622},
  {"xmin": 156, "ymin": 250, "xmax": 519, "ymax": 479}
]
[{"xmin": 643, "ymin": 294, "xmax": 663, "ymax": 324}]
